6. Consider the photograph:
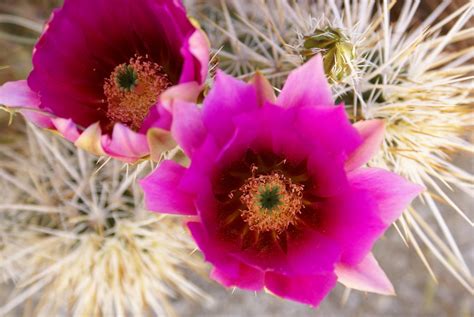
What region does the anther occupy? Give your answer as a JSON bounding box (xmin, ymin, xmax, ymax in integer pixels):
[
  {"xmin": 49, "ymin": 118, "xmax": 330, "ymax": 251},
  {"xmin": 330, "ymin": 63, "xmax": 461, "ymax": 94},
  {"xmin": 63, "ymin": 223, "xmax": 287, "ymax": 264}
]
[
  {"xmin": 239, "ymin": 171, "xmax": 304, "ymax": 234},
  {"xmin": 103, "ymin": 56, "xmax": 172, "ymax": 131}
]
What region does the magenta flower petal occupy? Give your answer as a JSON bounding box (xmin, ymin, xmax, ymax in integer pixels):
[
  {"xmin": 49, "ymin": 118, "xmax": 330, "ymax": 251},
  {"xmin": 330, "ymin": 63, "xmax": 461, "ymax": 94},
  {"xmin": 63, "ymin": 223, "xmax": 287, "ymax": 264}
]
[
  {"xmin": 202, "ymin": 71, "xmax": 259, "ymax": 147},
  {"xmin": 307, "ymin": 146, "xmax": 349, "ymax": 197},
  {"xmin": 211, "ymin": 265, "xmax": 265, "ymax": 291},
  {"xmin": 180, "ymin": 30, "xmax": 210, "ymax": 84},
  {"xmin": 158, "ymin": 81, "xmax": 204, "ymax": 113},
  {"xmin": 101, "ymin": 124, "xmax": 150, "ymax": 163},
  {"xmin": 1, "ymin": 0, "xmax": 209, "ymax": 162},
  {"xmin": 188, "ymin": 221, "xmax": 265, "ymax": 291},
  {"xmin": 315, "ymin": 185, "xmax": 386, "ymax": 265},
  {"xmin": 318, "ymin": 167, "xmax": 423, "ymax": 266},
  {"xmin": 348, "ymin": 168, "xmax": 424, "ymax": 224},
  {"xmin": 249, "ymin": 72, "xmax": 276, "ymax": 106},
  {"xmin": 216, "ymin": 111, "xmax": 261, "ymax": 164},
  {"xmin": 170, "ymin": 101, "xmax": 206, "ymax": 157},
  {"xmin": 277, "ymin": 55, "xmax": 333, "ymax": 108},
  {"xmin": 264, "ymin": 271, "xmax": 337, "ymax": 306},
  {"xmin": 140, "ymin": 103, "xmax": 173, "ymax": 133},
  {"xmin": 141, "ymin": 160, "xmax": 196, "ymax": 215},
  {"xmin": 233, "ymin": 228, "xmax": 341, "ymax": 275},
  {"xmin": 345, "ymin": 120, "xmax": 386, "ymax": 171},
  {"xmin": 0, "ymin": 80, "xmax": 51, "ymax": 128},
  {"xmin": 140, "ymin": 54, "xmax": 421, "ymax": 306},
  {"xmin": 0, "ymin": 80, "xmax": 40, "ymax": 108},
  {"xmin": 187, "ymin": 221, "xmax": 236, "ymax": 267},
  {"xmin": 336, "ymin": 253, "xmax": 395, "ymax": 295},
  {"xmin": 51, "ymin": 118, "xmax": 81, "ymax": 142},
  {"xmin": 180, "ymin": 137, "xmax": 221, "ymax": 191},
  {"xmin": 295, "ymin": 105, "xmax": 362, "ymax": 157}
]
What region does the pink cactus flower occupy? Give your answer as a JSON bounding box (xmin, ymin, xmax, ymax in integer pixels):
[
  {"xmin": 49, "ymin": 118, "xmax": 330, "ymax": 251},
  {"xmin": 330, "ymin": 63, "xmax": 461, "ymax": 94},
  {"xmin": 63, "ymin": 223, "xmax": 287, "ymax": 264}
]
[
  {"xmin": 140, "ymin": 55, "xmax": 423, "ymax": 306},
  {"xmin": 0, "ymin": 0, "xmax": 209, "ymax": 162}
]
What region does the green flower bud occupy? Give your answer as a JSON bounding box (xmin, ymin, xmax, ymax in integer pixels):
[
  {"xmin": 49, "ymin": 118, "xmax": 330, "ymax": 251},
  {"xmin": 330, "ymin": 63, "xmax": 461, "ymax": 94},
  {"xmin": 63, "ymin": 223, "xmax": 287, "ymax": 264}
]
[{"xmin": 301, "ymin": 27, "xmax": 355, "ymax": 83}]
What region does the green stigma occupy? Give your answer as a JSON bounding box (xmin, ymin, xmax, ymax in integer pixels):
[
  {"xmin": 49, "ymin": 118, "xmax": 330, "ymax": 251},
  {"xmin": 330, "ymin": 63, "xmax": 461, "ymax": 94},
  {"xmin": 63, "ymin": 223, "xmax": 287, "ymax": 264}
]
[
  {"xmin": 300, "ymin": 27, "xmax": 355, "ymax": 83},
  {"xmin": 115, "ymin": 65, "xmax": 138, "ymax": 91},
  {"xmin": 257, "ymin": 186, "xmax": 282, "ymax": 212}
]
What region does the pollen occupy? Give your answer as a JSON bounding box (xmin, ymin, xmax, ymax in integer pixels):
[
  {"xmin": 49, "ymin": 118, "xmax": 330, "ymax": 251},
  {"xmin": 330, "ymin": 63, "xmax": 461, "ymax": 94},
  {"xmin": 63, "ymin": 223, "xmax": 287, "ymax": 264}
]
[
  {"xmin": 239, "ymin": 171, "xmax": 304, "ymax": 234},
  {"xmin": 103, "ymin": 56, "xmax": 172, "ymax": 131}
]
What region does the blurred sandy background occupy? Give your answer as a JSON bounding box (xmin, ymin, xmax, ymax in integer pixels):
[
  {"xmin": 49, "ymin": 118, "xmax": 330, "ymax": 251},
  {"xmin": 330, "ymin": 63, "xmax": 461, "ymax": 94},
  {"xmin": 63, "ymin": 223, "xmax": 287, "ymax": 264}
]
[{"xmin": 0, "ymin": 0, "xmax": 472, "ymax": 316}]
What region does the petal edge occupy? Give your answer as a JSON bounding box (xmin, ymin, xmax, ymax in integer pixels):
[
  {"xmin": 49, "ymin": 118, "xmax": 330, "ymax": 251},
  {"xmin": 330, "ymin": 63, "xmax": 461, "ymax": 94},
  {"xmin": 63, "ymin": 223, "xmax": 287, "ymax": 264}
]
[
  {"xmin": 336, "ymin": 253, "xmax": 395, "ymax": 295},
  {"xmin": 345, "ymin": 120, "xmax": 385, "ymax": 171},
  {"xmin": 264, "ymin": 272, "xmax": 337, "ymax": 306},
  {"xmin": 277, "ymin": 55, "xmax": 333, "ymax": 108},
  {"xmin": 348, "ymin": 168, "xmax": 424, "ymax": 224},
  {"xmin": 140, "ymin": 160, "xmax": 196, "ymax": 215}
]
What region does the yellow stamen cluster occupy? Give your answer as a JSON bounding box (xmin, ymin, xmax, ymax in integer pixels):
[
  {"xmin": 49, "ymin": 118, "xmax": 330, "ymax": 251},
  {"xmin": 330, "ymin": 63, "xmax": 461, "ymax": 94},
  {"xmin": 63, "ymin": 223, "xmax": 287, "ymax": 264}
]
[
  {"xmin": 103, "ymin": 56, "xmax": 172, "ymax": 131},
  {"xmin": 239, "ymin": 172, "xmax": 304, "ymax": 234}
]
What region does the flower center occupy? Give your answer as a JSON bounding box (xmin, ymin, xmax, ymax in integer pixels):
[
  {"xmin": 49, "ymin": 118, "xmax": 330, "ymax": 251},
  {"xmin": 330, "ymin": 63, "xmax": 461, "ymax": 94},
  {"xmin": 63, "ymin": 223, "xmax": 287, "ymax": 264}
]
[
  {"xmin": 103, "ymin": 56, "xmax": 172, "ymax": 131},
  {"xmin": 258, "ymin": 185, "xmax": 283, "ymax": 211},
  {"xmin": 115, "ymin": 65, "xmax": 138, "ymax": 91},
  {"xmin": 239, "ymin": 171, "xmax": 304, "ymax": 234}
]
